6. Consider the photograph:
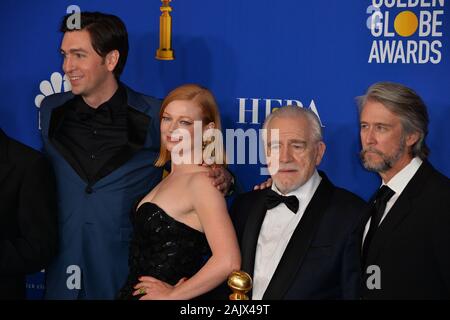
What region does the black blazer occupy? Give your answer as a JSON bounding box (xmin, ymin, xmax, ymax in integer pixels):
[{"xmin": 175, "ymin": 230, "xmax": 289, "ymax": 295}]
[
  {"xmin": 361, "ymin": 161, "xmax": 450, "ymax": 299},
  {"xmin": 0, "ymin": 129, "xmax": 58, "ymax": 299},
  {"xmin": 231, "ymin": 172, "xmax": 367, "ymax": 299}
]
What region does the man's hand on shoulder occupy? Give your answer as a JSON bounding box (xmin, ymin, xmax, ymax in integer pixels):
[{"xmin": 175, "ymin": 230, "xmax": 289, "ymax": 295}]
[
  {"xmin": 253, "ymin": 178, "xmax": 273, "ymax": 190},
  {"xmin": 205, "ymin": 165, "xmax": 233, "ymax": 196}
]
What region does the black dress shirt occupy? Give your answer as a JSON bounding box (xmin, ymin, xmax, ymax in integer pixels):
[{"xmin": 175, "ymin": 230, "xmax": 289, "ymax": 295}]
[{"xmin": 56, "ymin": 85, "xmax": 129, "ymax": 184}]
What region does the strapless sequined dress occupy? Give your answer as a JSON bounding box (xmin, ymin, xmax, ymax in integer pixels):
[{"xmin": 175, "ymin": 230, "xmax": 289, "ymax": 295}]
[{"xmin": 117, "ymin": 202, "xmax": 210, "ymax": 300}]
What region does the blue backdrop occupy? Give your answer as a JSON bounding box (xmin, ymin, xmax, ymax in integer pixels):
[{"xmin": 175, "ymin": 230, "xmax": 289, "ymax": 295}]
[{"xmin": 0, "ymin": 0, "xmax": 448, "ymax": 298}]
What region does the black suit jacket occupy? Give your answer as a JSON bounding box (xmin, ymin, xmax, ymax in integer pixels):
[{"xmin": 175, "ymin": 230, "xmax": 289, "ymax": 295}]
[
  {"xmin": 361, "ymin": 161, "xmax": 450, "ymax": 299},
  {"xmin": 0, "ymin": 129, "xmax": 58, "ymax": 299},
  {"xmin": 231, "ymin": 172, "xmax": 367, "ymax": 299}
]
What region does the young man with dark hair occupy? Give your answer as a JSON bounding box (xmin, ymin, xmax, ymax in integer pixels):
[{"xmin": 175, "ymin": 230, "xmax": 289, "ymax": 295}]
[{"xmin": 41, "ymin": 12, "xmax": 231, "ymax": 299}]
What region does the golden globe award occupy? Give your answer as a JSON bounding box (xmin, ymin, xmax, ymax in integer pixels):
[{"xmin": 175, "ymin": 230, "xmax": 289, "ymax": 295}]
[
  {"xmin": 228, "ymin": 270, "xmax": 253, "ymax": 300},
  {"xmin": 156, "ymin": 0, "xmax": 174, "ymax": 60}
]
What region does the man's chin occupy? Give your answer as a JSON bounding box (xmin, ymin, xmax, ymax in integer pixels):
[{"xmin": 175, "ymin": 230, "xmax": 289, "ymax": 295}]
[
  {"xmin": 273, "ymin": 178, "xmax": 302, "ymax": 194},
  {"xmin": 362, "ymin": 160, "xmax": 389, "ymax": 173},
  {"xmin": 362, "ymin": 151, "xmax": 383, "ymax": 161},
  {"xmin": 71, "ymin": 88, "xmax": 82, "ymax": 95}
]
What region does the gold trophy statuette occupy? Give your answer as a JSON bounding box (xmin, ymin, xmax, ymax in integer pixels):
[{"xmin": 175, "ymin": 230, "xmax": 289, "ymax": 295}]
[
  {"xmin": 156, "ymin": 0, "xmax": 174, "ymax": 60},
  {"xmin": 228, "ymin": 270, "xmax": 252, "ymax": 300}
]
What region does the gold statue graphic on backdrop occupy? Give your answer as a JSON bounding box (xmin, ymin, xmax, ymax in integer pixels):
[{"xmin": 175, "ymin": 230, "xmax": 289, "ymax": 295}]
[
  {"xmin": 156, "ymin": 0, "xmax": 174, "ymax": 60},
  {"xmin": 228, "ymin": 270, "xmax": 253, "ymax": 300}
]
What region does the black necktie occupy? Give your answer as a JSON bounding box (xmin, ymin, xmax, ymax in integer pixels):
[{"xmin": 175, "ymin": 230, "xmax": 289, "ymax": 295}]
[
  {"xmin": 265, "ymin": 190, "xmax": 299, "ymax": 214},
  {"xmin": 362, "ymin": 185, "xmax": 395, "ymax": 264}
]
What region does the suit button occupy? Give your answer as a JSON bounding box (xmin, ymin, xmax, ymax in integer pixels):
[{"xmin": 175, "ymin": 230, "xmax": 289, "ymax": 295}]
[{"xmin": 85, "ymin": 186, "xmax": 93, "ymax": 194}]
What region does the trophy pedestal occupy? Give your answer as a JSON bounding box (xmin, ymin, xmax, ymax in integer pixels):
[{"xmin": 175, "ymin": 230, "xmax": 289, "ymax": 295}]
[{"xmin": 156, "ymin": 49, "xmax": 174, "ymax": 60}]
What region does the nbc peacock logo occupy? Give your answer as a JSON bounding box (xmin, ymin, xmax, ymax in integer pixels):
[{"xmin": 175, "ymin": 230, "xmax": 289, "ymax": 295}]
[
  {"xmin": 35, "ymin": 72, "xmax": 71, "ymax": 129},
  {"xmin": 366, "ymin": 0, "xmax": 445, "ymax": 64}
]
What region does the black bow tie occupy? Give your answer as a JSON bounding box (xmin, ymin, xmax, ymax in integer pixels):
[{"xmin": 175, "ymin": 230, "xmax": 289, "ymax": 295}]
[{"xmin": 265, "ymin": 190, "xmax": 299, "ymax": 213}]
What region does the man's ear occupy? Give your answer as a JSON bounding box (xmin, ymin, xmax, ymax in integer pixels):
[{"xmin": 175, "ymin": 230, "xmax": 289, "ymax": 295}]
[
  {"xmin": 105, "ymin": 50, "xmax": 120, "ymax": 72},
  {"xmin": 405, "ymin": 131, "xmax": 420, "ymax": 148},
  {"xmin": 315, "ymin": 141, "xmax": 326, "ymax": 166}
]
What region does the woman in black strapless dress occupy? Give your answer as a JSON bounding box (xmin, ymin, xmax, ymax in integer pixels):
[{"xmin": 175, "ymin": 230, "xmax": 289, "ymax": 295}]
[
  {"xmin": 118, "ymin": 84, "xmax": 240, "ymax": 300},
  {"xmin": 117, "ymin": 201, "xmax": 211, "ymax": 299}
]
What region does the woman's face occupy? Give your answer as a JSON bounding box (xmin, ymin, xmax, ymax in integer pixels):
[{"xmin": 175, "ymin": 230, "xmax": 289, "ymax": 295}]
[{"xmin": 160, "ymin": 99, "xmax": 206, "ymax": 161}]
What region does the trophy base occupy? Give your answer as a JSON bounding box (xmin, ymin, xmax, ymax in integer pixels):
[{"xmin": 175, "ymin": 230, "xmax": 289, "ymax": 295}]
[
  {"xmin": 156, "ymin": 49, "xmax": 174, "ymax": 60},
  {"xmin": 229, "ymin": 293, "xmax": 250, "ymax": 300}
]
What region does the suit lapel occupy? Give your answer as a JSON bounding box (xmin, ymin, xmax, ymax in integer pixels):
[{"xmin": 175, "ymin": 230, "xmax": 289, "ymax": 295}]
[
  {"xmin": 358, "ymin": 190, "xmax": 377, "ymax": 253},
  {"xmin": 365, "ymin": 161, "xmax": 431, "ymax": 264},
  {"xmin": 48, "ymin": 102, "xmax": 89, "ymax": 182},
  {"xmin": 0, "ymin": 129, "xmax": 14, "ymax": 186},
  {"xmin": 262, "ymin": 172, "xmax": 334, "ymax": 299},
  {"xmin": 47, "ymin": 87, "xmax": 153, "ymax": 185},
  {"xmin": 241, "ymin": 189, "xmax": 270, "ymax": 280},
  {"xmin": 358, "ymin": 206, "xmax": 372, "ymax": 267},
  {"xmin": 92, "ymin": 106, "xmax": 150, "ymax": 183}
]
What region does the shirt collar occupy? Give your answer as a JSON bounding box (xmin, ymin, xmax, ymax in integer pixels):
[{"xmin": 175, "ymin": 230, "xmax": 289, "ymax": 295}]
[
  {"xmin": 382, "ymin": 157, "xmax": 423, "ymax": 194},
  {"xmin": 73, "ymin": 84, "xmax": 127, "ymax": 120},
  {"xmin": 105, "ymin": 83, "xmax": 127, "ymax": 113}
]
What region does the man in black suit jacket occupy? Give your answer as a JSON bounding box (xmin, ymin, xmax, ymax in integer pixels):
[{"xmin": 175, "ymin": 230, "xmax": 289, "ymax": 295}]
[
  {"xmin": 358, "ymin": 82, "xmax": 450, "ymax": 299},
  {"xmin": 231, "ymin": 106, "xmax": 367, "ymax": 299},
  {"xmin": 0, "ymin": 129, "xmax": 58, "ymax": 299}
]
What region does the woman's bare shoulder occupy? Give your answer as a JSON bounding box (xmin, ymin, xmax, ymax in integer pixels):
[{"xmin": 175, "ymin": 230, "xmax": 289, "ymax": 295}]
[{"xmin": 187, "ymin": 170, "xmax": 221, "ymax": 196}]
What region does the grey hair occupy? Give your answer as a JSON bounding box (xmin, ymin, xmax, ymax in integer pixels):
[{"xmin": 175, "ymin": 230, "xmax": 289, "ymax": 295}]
[
  {"xmin": 356, "ymin": 82, "xmax": 429, "ymax": 159},
  {"xmin": 263, "ymin": 106, "xmax": 323, "ymax": 142}
]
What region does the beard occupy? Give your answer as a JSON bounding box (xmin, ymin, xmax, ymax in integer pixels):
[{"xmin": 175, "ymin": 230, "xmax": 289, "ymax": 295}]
[{"xmin": 360, "ymin": 137, "xmax": 406, "ymax": 173}]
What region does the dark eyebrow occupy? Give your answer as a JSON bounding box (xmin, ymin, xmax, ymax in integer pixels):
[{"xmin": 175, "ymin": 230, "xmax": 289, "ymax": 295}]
[
  {"xmin": 60, "ymin": 48, "xmax": 89, "ymax": 54},
  {"xmin": 360, "ymin": 121, "xmax": 392, "ymax": 127},
  {"xmin": 374, "ymin": 123, "xmax": 392, "ymax": 127}
]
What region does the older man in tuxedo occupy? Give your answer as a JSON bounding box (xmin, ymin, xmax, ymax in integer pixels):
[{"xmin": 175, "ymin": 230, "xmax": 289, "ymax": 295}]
[
  {"xmin": 231, "ymin": 106, "xmax": 367, "ymax": 299},
  {"xmin": 358, "ymin": 82, "xmax": 450, "ymax": 299}
]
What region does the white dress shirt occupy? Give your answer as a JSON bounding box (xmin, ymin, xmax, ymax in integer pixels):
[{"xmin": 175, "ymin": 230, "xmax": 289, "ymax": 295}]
[
  {"xmin": 252, "ymin": 170, "xmax": 322, "ymax": 300},
  {"xmin": 362, "ymin": 157, "xmax": 423, "ymax": 244}
]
